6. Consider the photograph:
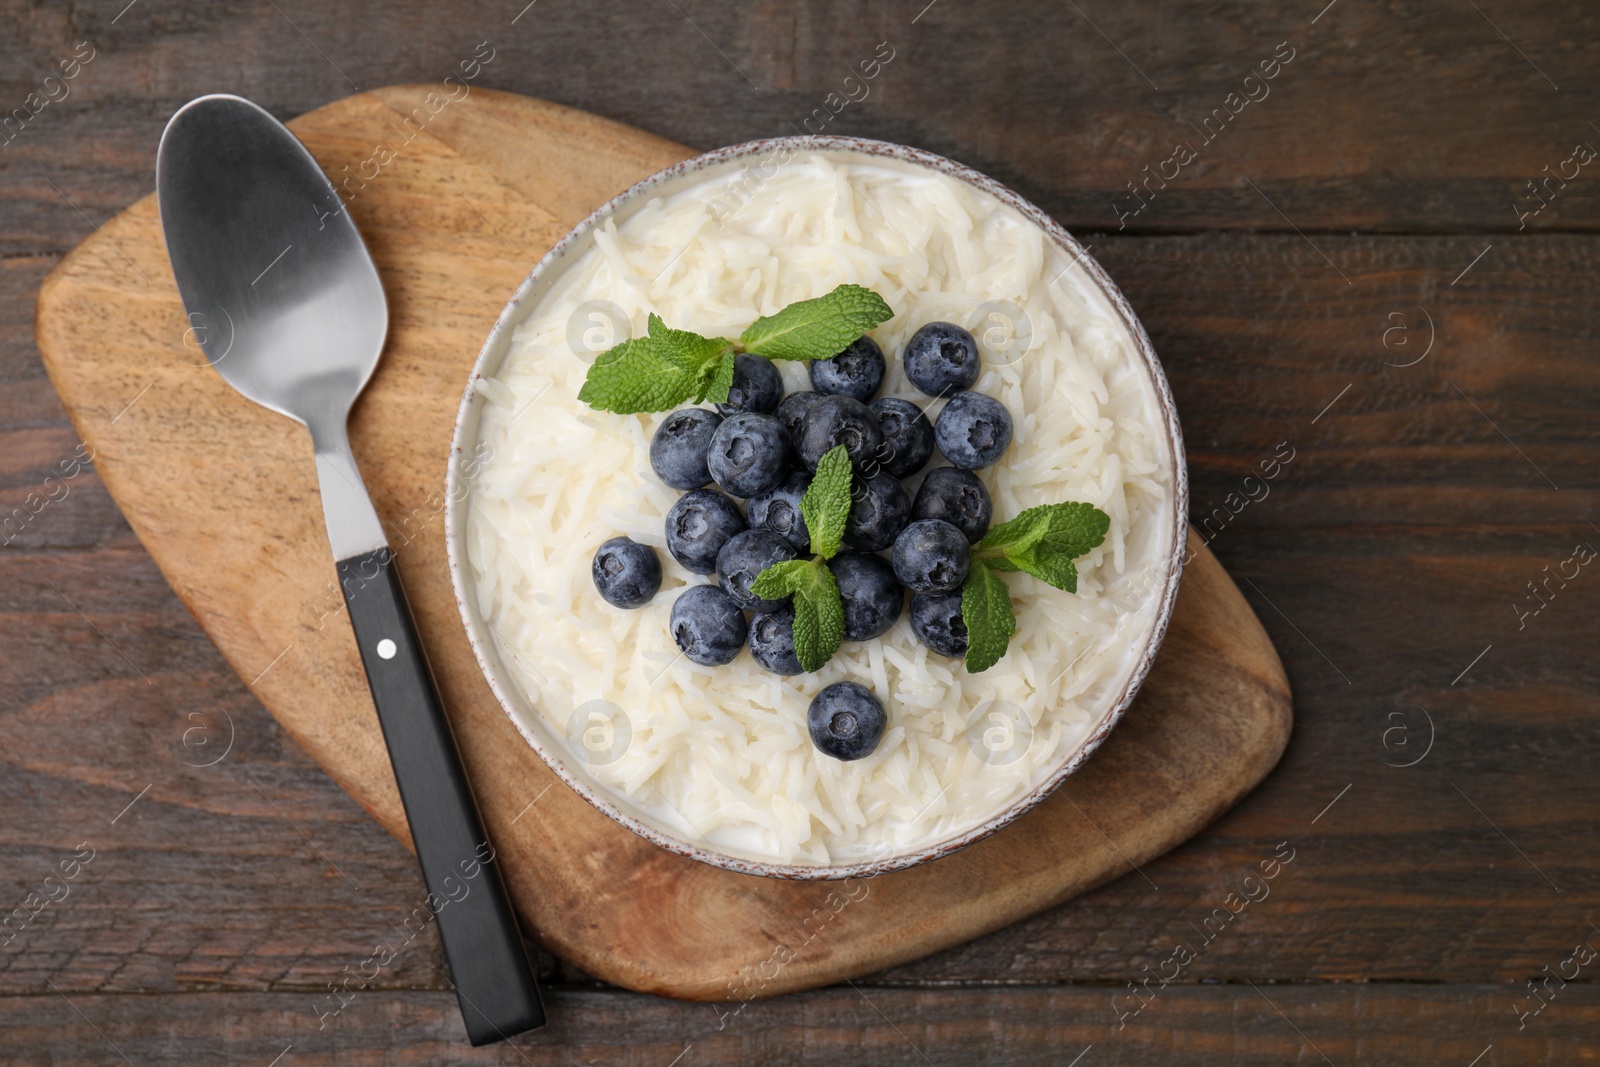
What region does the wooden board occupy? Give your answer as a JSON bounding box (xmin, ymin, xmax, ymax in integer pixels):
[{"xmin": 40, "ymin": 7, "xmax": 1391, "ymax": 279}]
[{"xmin": 32, "ymin": 84, "xmax": 1290, "ymax": 1000}]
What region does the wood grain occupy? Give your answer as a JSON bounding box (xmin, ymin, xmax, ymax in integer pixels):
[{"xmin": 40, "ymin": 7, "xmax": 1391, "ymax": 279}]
[
  {"xmin": 5, "ymin": 987, "xmax": 1598, "ymax": 1065},
  {"xmin": 7, "ymin": 0, "xmax": 1600, "ymax": 254},
  {"xmin": 30, "ymin": 83, "xmax": 1291, "ymax": 1001}
]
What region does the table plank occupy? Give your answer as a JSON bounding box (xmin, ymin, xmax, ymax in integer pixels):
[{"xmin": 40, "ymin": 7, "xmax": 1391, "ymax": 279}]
[
  {"xmin": 2, "ymin": 987, "xmax": 1594, "ymax": 1065},
  {"xmin": 4, "ymin": 0, "xmax": 1600, "ymax": 253}
]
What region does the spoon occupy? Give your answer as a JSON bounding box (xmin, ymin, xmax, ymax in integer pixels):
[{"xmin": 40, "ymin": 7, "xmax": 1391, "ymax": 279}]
[{"xmin": 157, "ymin": 94, "xmax": 544, "ymax": 1045}]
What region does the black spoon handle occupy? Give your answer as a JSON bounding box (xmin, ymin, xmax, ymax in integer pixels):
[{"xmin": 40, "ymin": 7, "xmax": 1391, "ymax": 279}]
[{"xmin": 336, "ymin": 547, "xmax": 544, "ymax": 1046}]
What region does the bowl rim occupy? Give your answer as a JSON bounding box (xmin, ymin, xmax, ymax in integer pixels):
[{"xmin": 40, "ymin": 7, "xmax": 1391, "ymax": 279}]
[{"xmin": 443, "ymin": 134, "xmax": 1189, "ymax": 880}]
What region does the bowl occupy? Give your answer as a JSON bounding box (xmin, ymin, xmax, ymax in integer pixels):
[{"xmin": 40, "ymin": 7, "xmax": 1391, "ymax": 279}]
[{"xmin": 444, "ymin": 136, "xmax": 1188, "ymax": 880}]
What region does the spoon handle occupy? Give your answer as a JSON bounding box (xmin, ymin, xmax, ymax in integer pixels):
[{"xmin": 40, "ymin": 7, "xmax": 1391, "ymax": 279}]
[{"xmin": 336, "ymin": 547, "xmax": 545, "ymax": 1045}]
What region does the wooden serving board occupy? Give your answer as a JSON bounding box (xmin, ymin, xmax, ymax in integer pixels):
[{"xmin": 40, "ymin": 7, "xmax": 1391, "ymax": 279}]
[{"xmin": 34, "ymin": 85, "xmax": 1291, "ymax": 1000}]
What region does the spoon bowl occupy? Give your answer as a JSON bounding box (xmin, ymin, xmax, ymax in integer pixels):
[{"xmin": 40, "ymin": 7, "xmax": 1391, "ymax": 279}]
[{"xmin": 158, "ymin": 95, "xmax": 384, "ymax": 433}]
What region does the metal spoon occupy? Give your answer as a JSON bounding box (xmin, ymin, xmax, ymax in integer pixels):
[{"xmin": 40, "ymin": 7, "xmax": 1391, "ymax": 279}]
[{"xmin": 157, "ymin": 94, "xmax": 544, "ymax": 1045}]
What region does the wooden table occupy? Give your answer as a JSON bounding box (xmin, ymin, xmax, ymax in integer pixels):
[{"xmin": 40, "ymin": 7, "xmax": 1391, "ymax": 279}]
[{"xmin": 3, "ymin": 2, "xmax": 1595, "ymax": 1063}]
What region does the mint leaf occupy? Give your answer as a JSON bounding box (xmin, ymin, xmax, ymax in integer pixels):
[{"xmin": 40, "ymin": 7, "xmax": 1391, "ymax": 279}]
[
  {"xmin": 577, "ymin": 337, "xmax": 699, "ymax": 413},
  {"xmin": 749, "ymin": 558, "xmax": 843, "ymax": 672},
  {"xmin": 698, "ymin": 348, "xmax": 738, "ymax": 405},
  {"xmin": 646, "ymin": 313, "xmax": 732, "ymax": 372},
  {"xmin": 749, "ymin": 558, "xmax": 812, "ymax": 602},
  {"xmin": 961, "ymin": 560, "xmax": 1017, "ymax": 673},
  {"xmin": 739, "ymin": 284, "xmax": 893, "ymax": 362},
  {"xmin": 977, "ymin": 508, "xmax": 1050, "ymax": 565},
  {"xmin": 1012, "ymin": 549, "xmax": 1083, "ymax": 594},
  {"xmin": 977, "ymin": 502, "xmax": 1109, "ymax": 594},
  {"xmin": 577, "ymin": 314, "xmax": 732, "ymax": 413},
  {"xmin": 801, "ymin": 445, "xmax": 853, "ymax": 559},
  {"xmin": 792, "ymin": 566, "xmax": 845, "ymax": 672}
]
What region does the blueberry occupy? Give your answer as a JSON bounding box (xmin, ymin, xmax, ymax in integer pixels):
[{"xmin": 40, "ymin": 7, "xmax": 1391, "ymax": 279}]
[
  {"xmin": 776, "ymin": 390, "xmax": 824, "ymax": 443},
  {"xmin": 649, "ymin": 407, "xmax": 723, "ymax": 490},
  {"xmin": 715, "ymin": 529, "xmax": 797, "ymax": 613},
  {"xmin": 670, "ymin": 585, "xmax": 747, "ymax": 666},
  {"xmin": 747, "ymin": 471, "xmax": 811, "ymax": 553},
  {"xmin": 809, "ymin": 335, "xmax": 885, "ymax": 402},
  {"xmin": 590, "ymin": 536, "xmax": 663, "ymax": 608},
  {"xmin": 716, "ymin": 353, "xmax": 784, "ymax": 416},
  {"xmin": 934, "ymin": 391, "xmax": 1013, "ymax": 470},
  {"xmin": 910, "ymin": 591, "xmax": 968, "ymax": 658},
  {"xmin": 807, "ymin": 682, "xmax": 888, "ymax": 761},
  {"xmin": 708, "ymin": 412, "xmax": 790, "ymax": 497},
  {"xmin": 749, "ymin": 607, "xmax": 804, "ymax": 676},
  {"xmin": 904, "ymin": 321, "xmax": 980, "ymax": 397},
  {"xmin": 828, "ymin": 553, "xmax": 903, "ymax": 641},
  {"xmin": 867, "ymin": 397, "xmax": 934, "ymax": 478},
  {"xmin": 797, "ymin": 395, "xmax": 883, "ymax": 471},
  {"xmin": 891, "ymin": 519, "xmax": 971, "ymax": 595},
  {"xmin": 664, "ymin": 489, "xmax": 746, "ymax": 574},
  {"xmin": 843, "ymin": 470, "xmax": 910, "ymax": 553},
  {"xmin": 911, "ymin": 466, "xmax": 992, "ymax": 543}
]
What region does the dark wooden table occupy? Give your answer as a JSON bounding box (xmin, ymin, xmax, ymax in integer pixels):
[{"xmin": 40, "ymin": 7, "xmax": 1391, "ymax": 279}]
[{"xmin": 4, "ymin": 2, "xmax": 1597, "ymax": 1063}]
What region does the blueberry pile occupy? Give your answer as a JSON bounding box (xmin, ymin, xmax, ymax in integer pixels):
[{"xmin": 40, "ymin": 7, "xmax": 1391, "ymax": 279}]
[{"xmin": 589, "ymin": 320, "xmax": 1014, "ymax": 760}]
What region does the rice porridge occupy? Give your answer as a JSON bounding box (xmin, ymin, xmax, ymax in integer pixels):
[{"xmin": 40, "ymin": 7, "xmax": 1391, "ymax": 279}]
[{"xmin": 461, "ymin": 150, "xmax": 1178, "ymax": 868}]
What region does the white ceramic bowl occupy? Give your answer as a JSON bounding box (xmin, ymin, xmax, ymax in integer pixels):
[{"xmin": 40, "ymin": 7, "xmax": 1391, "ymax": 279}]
[{"xmin": 445, "ymin": 136, "xmax": 1188, "ymax": 880}]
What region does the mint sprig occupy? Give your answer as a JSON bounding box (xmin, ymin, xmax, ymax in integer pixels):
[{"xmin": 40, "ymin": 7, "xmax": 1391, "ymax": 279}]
[
  {"xmin": 961, "ymin": 561, "xmax": 1017, "ymax": 673},
  {"xmin": 577, "ymin": 284, "xmax": 893, "ymax": 414},
  {"xmin": 577, "ymin": 313, "xmax": 733, "ymax": 413},
  {"xmin": 974, "ymin": 502, "xmax": 1109, "ymax": 594},
  {"xmin": 749, "ymin": 558, "xmax": 846, "ymax": 672},
  {"xmin": 740, "ymin": 284, "xmax": 894, "ymax": 362},
  {"xmin": 962, "ymin": 501, "xmax": 1109, "ymax": 672},
  {"xmin": 747, "ymin": 444, "xmax": 855, "ymax": 672}
]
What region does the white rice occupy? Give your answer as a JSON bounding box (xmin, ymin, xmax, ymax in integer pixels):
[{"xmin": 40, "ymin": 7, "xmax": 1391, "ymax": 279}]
[{"xmin": 464, "ymin": 152, "xmax": 1176, "ymax": 867}]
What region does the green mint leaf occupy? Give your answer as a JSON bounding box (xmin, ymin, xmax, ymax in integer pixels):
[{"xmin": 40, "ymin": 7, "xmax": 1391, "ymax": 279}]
[
  {"xmin": 961, "ymin": 560, "xmax": 1017, "ymax": 673},
  {"xmin": 791, "ymin": 563, "xmax": 845, "ymax": 672},
  {"xmin": 1016, "ymin": 553, "xmax": 1078, "ymax": 593},
  {"xmin": 739, "ymin": 283, "xmax": 893, "ymax": 362},
  {"xmin": 577, "ymin": 314, "xmax": 731, "ymax": 414},
  {"xmin": 749, "ymin": 558, "xmax": 811, "ymax": 602},
  {"xmin": 749, "ymin": 558, "xmax": 843, "ymax": 672},
  {"xmin": 977, "ymin": 502, "xmax": 1110, "ymax": 594},
  {"xmin": 697, "ymin": 348, "xmax": 738, "ymax": 405},
  {"xmin": 977, "ymin": 507, "xmax": 1052, "ymax": 559},
  {"xmin": 801, "ymin": 444, "xmax": 853, "ymax": 559},
  {"xmin": 577, "ymin": 337, "xmax": 699, "ymax": 413},
  {"xmin": 646, "ymin": 313, "xmax": 732, "ymax": 372}
]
